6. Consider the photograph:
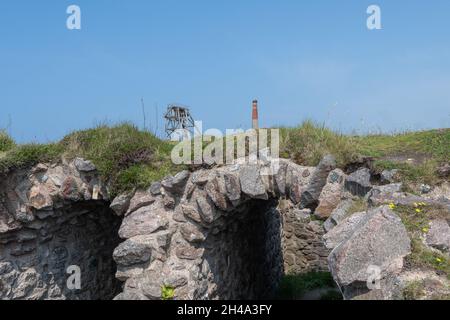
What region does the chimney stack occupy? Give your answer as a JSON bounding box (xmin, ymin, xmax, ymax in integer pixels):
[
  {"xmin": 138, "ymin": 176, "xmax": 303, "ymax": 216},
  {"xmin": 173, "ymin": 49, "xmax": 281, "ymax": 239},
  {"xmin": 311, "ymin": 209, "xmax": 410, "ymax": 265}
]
[{"xmin": 252, "ymin": 99, "xmax": 259, "ymax": 129}]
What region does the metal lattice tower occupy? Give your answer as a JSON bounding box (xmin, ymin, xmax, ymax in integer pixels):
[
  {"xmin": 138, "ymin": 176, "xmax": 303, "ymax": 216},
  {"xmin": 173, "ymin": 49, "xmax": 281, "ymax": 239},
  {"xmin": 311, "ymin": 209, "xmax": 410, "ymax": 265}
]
[{"xmin": 164, "ymin": 104, "xmax": 196, "ymax": 139}]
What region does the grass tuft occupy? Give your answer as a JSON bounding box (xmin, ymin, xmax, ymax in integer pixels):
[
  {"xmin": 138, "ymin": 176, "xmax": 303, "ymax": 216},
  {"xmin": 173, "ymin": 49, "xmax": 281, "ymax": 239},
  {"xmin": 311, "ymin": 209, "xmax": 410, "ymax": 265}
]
[
  {"xmin": 0, "ymin": 130, "xmax": 15, "ymax": 153},
  {"xmin": 279, "ymin": 120, "xmax": 359, "ymax": 167},
  {"xmin": 394, "ymin": 204, "xmax": 450, "ymax": 279},
  {"xmin": 0, "ymin": 123, "xmax": 180, "ymax": 196},
  {"xmin": 1, "ymin": 121, "xmax": 448, "ymax": 196},
  {"xmin": 0, "ymin": 143, "xmax": 63, "ymax": 173},
  {"xmin": 280, "ymin": 122, "xmax": 449, "ymax": 187}
]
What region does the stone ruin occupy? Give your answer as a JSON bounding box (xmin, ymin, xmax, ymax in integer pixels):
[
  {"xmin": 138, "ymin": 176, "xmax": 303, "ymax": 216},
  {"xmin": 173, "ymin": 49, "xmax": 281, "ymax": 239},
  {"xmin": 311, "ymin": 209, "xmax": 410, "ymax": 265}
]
[
  {"xmin": 0, "ymin": 156, "xmax": 335, "ymax": 300},
  {"xmin": 1, "ymin": 155, "xmax": 448, "ymax": 300}
]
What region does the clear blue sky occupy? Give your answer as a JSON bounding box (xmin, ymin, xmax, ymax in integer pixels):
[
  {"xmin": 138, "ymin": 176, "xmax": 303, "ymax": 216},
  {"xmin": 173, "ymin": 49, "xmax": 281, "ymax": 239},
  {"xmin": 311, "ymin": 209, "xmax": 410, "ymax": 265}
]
[{"xmin": 1, "ymin": 0, "xmax": 450, "ymax": 142}]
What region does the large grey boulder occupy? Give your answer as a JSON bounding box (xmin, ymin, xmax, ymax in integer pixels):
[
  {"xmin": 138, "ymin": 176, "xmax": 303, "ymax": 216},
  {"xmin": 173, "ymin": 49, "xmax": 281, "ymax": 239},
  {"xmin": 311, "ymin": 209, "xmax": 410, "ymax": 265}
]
[
  {"xmin": 149, "ymin": 182, "xmax": 162, "ymax": 196},
  {"xmin": 223, "ymin": 172, "xmax": 241, "ymax": 203},
  {"xmin": 180, "ymin": 222, "xmax": 207, "ymax": 243},
  {"xmin": 273, "ymin": 160, "xmax": 289, "ymax": 196},
  {"xmin": 323, "ymin": 199, "xmax": 354, "ymax": 232},
  {"xmin": 113, "ymin": 237, "xmax": 154, "ymax": 266},
  {"xmin": 73, "ymin": 157, "xmax": 96, "ymax": 172},
  {"xmin": 314, "ymin": 169, "xmax": 346, "ymax": 220},
  {"xmin": 285, "ymin": 163, "xmax": 313, "ymax": 204},
  {"xmin": 300, "ymin": 154, "xmax": 336, "ymax": 209},
  {"xmin": 426, "ymin": 219, "xmax": 450, "ymax": 253},
  {"xmin": 239, "ymin": 165, "xmax": 267, "ymax": 200},
  {"xmin": 328, "ymin": 206, "xmax": 411, "ymax": 298},
  {"xmin": 366, "ymin": 183, "xmax": 404, "ymax": 206},
  {"xmin": 113, "ymin": 233, "xmax": 171, "ymax": 267},
  {"xmin": 196, "ymin": 196, "xmax": 221, "ymax": 223},
  {"xmin": 323, "ymin": 211, "xmax": 366, "ymax": 249},
  {"xmin": 161, "ymin": 170, "xmax": 190, "ymax": 194},
  {"xmin": 126, "ymin": 190, "xmax": 156, "ymax": 215},
  {"xmin": 119, "ymin": 203, "xmax": 169, "ymax": 239},
  {"xmin": 205, "ymin": 176, "xmax": 231, "ymax": 211},
  {"xmin": 344, "ymin": 168, "xmax": 372, "ymax": 197},
  {"xmin": 110, "ymin": 193, "xmax": 132, "ymax": 216}
]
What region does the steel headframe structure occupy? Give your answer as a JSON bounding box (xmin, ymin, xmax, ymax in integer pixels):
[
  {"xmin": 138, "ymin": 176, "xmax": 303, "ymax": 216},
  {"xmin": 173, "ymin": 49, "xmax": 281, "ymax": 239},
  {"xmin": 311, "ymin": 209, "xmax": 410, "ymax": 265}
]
[{"xmin": 164, "ymin": 104, "xmax": 196, "ymax": 139}]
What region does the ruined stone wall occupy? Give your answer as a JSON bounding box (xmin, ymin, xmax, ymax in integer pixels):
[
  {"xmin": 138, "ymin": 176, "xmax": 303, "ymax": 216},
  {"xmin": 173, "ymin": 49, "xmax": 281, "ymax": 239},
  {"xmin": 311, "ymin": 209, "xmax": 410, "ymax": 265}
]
[
  {"xmin": 1, "ymin": 157, "xmax": 337, "ymax": 300},
  {"xmin": 113, "ymin": 159, "xmax": 336, "ymax": 300},
  {"xmin": 0, "ymin": 159, "xmax": 121, "ymax": 300},
  {"xmin": 3, "ymin": 154, "xmax": 446, "ymax": 300},
  {"xmin": 200, "ymin": 199, "xmax": 283, "ymax": 299},
  {"xmin": 280, "ymin": 201, "xmax": 330, "ymax": 275},
  {"xmin": 0, "ymin": 203, "xmax": 121, "ymax": 299}
]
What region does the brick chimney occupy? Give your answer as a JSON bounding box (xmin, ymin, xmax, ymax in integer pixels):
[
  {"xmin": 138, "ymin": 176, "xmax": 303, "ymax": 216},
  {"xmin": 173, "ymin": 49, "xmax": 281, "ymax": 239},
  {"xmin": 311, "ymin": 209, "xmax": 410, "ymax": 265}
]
[{"xmin": 252, "ymin": 99, "xmax": 259, "ymax": 130}]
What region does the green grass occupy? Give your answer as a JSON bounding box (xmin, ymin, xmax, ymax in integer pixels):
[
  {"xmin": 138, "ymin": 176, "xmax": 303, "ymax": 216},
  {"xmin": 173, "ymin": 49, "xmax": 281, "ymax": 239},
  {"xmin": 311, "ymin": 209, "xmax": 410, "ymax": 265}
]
[
  {"xmin": 0, "ymin": 130, "xmax": 15, "ymax": 153},
  {"xmin": 0, "ymin": 123, "xmax": 180, "ymax": 196},
  {"xmin": 276, "ymin": 272, "xmax": 340, "ymax": 300},
  {"xmin": 1, "ymin": 120, "xmax": 448, "ymax": 195},
  {"xmin": 279, "ymin": 120, "xmax": 360, "ymax": 168},
  {"xmin": 280, "ymin": 121, "xmax": 449, "ymax": 187},
  {"xmin": 393, "ymin": 204, "xmax": 450, "ymax": 280},
  {"xmin": 60, "ymin": 123, "xmax": 179, "ymax": 195},
  {"xmin": 161, "ymin": 285, "xmax": 175, "ymax": 300},
  {"xmin": 0, "ymin": 143, "xmax": 63, "ymax": 173},
  {"xmin": 354, "ymin": 128, "xmax": 449, "ymax": 160}
]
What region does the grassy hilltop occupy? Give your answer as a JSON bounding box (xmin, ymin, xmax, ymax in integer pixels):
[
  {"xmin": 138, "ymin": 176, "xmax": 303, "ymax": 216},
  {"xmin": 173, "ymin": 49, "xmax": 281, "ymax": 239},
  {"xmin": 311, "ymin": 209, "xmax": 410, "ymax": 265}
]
[{"xmin": 0, "ymin": 122, "xmax": 449, "ymax": 196}]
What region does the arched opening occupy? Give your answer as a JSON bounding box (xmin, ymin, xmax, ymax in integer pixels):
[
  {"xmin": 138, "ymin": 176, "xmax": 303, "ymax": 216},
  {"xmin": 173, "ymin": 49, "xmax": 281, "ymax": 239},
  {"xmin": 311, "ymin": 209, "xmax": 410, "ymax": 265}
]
[
  {"xmin": 202, "ymin": 198, "xmax": 283, "ymax": 299},
  {"xmin": 0, "ymin": 201, "xmax": 122, "ymax": 300}
]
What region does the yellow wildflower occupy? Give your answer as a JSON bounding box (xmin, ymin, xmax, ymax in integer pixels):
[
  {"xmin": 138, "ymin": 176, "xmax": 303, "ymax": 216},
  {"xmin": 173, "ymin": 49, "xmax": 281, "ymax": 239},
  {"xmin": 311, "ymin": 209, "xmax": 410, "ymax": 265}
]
[
  {"xmin": 422, "ymin": 227, "xmax": 429, "ymax": 233},
  {"xmin": 436, "ymin": 258, "xmax": 442, "ymax": 263},
  {"xmin": 388, "ymin": 203, "xmax": 396, "ymax": 209},
  {"xmin": 415, "ymin": 208, "xmax": 422, "ymax": 213}
]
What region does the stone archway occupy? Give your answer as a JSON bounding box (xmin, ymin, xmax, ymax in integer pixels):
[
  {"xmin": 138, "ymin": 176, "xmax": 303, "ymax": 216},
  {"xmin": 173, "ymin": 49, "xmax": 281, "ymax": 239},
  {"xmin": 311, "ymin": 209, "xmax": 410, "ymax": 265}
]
[
  {"xmin": 0, "ymin": 159, "xmax": 122, "ymax": 300},
  {"xmin": 113, "ymin": 157, "xmax": 336, "ymax": 300},
  {"xmin": 0, "ymin": 156, "xmax": 338, "ymax": 300}
]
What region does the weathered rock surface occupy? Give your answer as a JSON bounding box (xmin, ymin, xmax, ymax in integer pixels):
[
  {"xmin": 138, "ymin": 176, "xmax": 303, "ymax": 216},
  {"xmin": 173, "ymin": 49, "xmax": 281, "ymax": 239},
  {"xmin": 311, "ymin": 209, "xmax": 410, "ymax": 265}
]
[
  {"xmin": 314, "ymin": 169, "xmax": 346, "ymax": 220},
  {"xmin": 367, "ymin": 186, "xmax": 450, "ymax": 210},
  {"xmin": 299, "ymin": 154, "xmax": 336, "ymax": 209},
  {"xmin": 118, "ymin": 204, "xmax": 169, "ymax": 239},
  {"xmin": 323, "ymin": 199, "xmax": 354, "ymax": 232},
  {"xmin": 0, "ymin": 158, "xmax": 120, "ymax": 300},
  {"xmin": 109, "ymin": 157, "xmax": 333, "ymax": 300},
  {"xmin": 73, "ymin": 157, "xmax": 96, "ymax": 172},
  {"xmin": 327, "ymin": 206, "xmax": 411, "ymax": 299},
  {"xmin": 426, "ymin": 219, "xmax": 450, "ymax": 253},
  {"xmin": 380, "ymin": 169, "xmax": 399, "ymax": 184},
  {"xmin": 239, "ymin": 165, "xmax": 267, "ymax": 200},
  {"xmin": 5, "ymin": 152, "xmax": 446, "ymax": 301},
  {"xmin": 161, "ymin": 170, "xmax": 190, "ymax": 195},
  {"xmin": 126, "ymin": 190, "xmax": 155, "ymax": 215},
  {"xmin": 323, "ymin": 211, "xmax": 366, "ymax": 249},
  {"xmin": 344, "ymin": 168, "xmax": 372, "ymax": 197},
  {"xmin": 110, "ymin": 193, "xmax": 131, "ymax": 216}
]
